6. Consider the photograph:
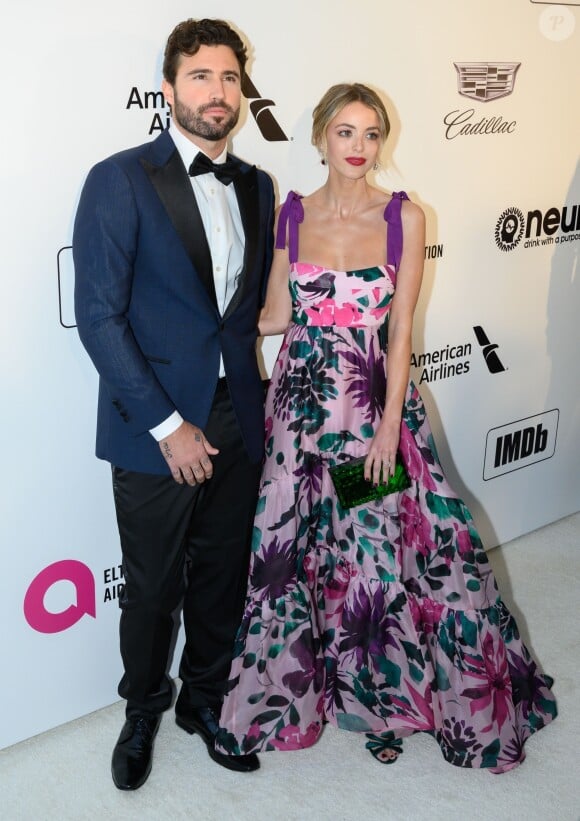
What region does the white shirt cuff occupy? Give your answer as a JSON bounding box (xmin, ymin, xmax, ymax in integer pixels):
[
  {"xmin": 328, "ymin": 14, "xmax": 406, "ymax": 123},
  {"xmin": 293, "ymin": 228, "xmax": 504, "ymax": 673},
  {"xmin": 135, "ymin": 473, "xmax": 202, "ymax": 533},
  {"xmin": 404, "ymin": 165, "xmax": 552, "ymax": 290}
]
[{"xmin": 149, "ymin": 411, "xmax": 184, "ymax": 441}]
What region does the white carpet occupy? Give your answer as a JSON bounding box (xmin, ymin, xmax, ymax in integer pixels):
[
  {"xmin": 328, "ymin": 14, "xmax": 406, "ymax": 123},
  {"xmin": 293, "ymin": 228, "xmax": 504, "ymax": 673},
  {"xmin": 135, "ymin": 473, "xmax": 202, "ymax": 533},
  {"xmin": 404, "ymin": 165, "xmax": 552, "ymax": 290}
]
[{"xmin": 1, "ymin": 513, "xmax": 579, "ymax": 821}]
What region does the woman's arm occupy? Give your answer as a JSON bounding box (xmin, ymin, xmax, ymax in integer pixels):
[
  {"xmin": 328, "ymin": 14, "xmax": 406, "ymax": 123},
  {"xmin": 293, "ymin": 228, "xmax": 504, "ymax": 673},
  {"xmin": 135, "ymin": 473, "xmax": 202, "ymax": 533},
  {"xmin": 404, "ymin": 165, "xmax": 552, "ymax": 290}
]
[
  {"xmin": 258, "ymin": 209, "xmax": 292, "ymax": 336},
  {"xmin": 365, "ymin": 199, "xmax": 426, "ymax": 483}
]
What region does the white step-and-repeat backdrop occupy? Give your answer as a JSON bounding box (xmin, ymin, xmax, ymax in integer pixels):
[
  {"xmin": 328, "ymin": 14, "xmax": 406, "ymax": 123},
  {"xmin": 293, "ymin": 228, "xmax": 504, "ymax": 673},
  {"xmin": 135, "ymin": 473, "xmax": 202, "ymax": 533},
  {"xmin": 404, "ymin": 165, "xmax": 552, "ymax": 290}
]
[{"xmin": 1, "ymin": 0, "xmax": 578, "ymax": 749}]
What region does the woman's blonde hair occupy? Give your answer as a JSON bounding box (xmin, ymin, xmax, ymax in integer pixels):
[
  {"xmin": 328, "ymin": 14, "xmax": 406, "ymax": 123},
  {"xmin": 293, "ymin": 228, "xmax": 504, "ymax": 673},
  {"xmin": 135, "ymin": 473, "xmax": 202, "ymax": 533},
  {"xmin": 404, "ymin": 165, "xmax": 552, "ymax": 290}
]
[{"xmin": 311, "ymin": 83, "xmax": 390, "ymax": 150}]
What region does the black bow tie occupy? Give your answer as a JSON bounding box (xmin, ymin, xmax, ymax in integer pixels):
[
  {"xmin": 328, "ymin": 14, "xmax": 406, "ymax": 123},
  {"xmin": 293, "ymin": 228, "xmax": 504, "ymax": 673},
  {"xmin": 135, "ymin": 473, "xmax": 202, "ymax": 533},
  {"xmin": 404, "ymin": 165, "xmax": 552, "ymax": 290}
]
[{"xmin": 188, "ymin": 152, "xmax": 240, "ymax": 185}]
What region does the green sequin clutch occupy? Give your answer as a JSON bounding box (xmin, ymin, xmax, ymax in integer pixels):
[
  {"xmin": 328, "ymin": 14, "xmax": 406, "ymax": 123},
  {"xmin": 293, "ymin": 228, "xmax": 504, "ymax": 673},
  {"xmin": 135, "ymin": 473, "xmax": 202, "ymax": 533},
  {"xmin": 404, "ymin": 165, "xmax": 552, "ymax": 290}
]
[{"xmin": 329, "ymin": 454, "xmax": 411, "ymax": 509}]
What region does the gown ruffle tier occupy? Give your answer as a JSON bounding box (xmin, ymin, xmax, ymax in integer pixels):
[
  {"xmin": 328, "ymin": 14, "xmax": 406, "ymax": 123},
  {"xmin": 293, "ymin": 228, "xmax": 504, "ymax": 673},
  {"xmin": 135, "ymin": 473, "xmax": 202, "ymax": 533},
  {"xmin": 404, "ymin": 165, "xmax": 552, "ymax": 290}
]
[{"xmin": 217, "ymin": 191, "xmax": 557, "ymax": 772}]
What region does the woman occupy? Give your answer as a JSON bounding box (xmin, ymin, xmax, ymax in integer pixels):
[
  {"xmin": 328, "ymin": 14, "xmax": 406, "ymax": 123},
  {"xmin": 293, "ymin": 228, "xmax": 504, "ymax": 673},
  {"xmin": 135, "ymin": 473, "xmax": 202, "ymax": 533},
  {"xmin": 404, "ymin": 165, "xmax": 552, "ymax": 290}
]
[{"xmin": 217, "ymin": 83, "xmax": 556, "ymax": 771}]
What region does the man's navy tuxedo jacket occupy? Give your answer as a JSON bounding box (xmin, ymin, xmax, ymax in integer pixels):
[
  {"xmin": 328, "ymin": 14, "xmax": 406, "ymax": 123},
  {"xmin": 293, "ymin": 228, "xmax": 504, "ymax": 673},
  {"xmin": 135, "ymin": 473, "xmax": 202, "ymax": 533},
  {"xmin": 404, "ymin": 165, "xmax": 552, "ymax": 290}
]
[{"xmin": 73, "ymin": 129, "xmax": 275, "ymax": 474}]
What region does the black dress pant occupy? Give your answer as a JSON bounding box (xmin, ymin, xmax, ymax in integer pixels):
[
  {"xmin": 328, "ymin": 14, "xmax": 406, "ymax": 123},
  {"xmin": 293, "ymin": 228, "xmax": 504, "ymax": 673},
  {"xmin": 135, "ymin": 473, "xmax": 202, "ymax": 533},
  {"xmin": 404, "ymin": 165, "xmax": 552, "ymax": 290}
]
[{"xmin": 111, "ymin": 379, "xmax": 261, "ymax": 718}]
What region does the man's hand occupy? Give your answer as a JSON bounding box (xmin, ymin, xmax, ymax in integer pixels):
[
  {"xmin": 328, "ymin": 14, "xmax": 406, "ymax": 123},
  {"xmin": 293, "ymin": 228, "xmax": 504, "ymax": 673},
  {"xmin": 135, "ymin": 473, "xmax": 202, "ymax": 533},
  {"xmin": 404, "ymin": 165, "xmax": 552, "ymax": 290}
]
[{"xmin": 159, "ymin": 421, "xmax": 219, "ymax": 485}]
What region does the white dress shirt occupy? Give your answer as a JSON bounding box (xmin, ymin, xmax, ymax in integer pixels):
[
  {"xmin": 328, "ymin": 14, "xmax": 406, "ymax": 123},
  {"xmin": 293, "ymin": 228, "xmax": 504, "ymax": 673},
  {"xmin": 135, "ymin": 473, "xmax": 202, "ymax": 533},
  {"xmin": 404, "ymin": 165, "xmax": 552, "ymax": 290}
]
[{"xmin": 150, "ymin": 122, "xmax": 245, "ymax": 442}]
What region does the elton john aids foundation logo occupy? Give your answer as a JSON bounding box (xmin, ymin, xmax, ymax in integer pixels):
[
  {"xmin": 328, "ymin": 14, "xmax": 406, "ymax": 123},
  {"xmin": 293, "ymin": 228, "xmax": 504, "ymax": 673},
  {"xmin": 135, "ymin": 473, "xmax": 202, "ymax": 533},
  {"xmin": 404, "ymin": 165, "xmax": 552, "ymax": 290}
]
[{"xmin": 24, "ymin": 560, "xmax": 96, "ymax": 633}]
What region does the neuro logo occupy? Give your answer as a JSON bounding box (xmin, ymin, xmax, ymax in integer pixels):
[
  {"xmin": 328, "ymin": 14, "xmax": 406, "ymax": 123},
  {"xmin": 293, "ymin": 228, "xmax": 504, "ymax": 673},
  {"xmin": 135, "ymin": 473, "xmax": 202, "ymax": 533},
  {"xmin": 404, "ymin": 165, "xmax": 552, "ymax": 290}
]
[
  {"xmin": 494, "ymin": 203, "xmax": 580, "ymax": 252},
  {"xmin": 473, "ymin": 326, "xmax": 506, "ymax": 373},
  {"xmin": 24, "ymin": 560, "xmax": 96, "ymax": 633},
  {"xmin": 454, "ymin": 62, "xmax": 521, "ymax": 102},
  {"xmin": 241, "ymin": 74, "xmax": 288, "ymax": 142},
  {"xmin": 484, "ymin": 410, "xmax": 559, "ymax": 480},
  {"xmin": 495, "ymin": 207, "xmax": 525, "ymax": 252}
]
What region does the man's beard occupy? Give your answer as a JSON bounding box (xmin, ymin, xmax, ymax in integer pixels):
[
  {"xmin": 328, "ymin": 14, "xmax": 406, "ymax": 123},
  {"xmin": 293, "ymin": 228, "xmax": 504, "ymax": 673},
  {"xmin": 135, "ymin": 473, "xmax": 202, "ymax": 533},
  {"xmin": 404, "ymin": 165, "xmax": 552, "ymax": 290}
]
[{"xmin": 173, "ymin": 95, "xmax": 240, "ymax": 141}]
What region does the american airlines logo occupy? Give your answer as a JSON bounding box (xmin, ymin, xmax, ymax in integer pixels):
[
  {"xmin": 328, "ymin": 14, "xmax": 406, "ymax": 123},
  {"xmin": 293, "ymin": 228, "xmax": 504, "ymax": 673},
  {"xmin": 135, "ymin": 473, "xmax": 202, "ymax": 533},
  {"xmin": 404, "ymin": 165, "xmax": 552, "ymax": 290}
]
[
  {"xmin": 483, "ymin": 409, "xmax": 559, "ymax": 480},
  {"xmin": 473, "ymin": 326, "xmax": 506, "ymax": 373},
  {"xmin": 241, "ymin": 74, "xmax": 288, "ymax": 141},
  {"xmin": 126, "ymin": 75, "xmax": 288, "ymax": 140}
]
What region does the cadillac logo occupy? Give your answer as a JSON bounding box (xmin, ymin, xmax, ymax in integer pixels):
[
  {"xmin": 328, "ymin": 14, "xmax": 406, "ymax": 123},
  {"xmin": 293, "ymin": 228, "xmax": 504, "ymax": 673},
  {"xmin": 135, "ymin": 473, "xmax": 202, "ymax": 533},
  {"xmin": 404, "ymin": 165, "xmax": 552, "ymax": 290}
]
[{"xmin": 454, "ymin": 62, "xmax": 521, "ymax": 102}]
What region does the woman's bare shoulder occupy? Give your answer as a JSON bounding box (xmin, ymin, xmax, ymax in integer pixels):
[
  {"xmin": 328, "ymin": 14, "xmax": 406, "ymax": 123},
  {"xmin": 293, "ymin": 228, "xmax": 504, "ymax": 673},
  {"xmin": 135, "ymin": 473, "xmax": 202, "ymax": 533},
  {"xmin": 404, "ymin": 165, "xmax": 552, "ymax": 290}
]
[{"xmin": 400, "ymin": 196, "xmax": 425, "ymax": 228}]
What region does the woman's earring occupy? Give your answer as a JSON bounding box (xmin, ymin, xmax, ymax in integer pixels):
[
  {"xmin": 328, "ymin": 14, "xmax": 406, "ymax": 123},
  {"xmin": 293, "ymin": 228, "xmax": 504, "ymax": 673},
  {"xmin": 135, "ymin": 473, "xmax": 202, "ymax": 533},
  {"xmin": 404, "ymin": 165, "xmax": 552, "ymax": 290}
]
[
  {"xmin": 320, "ymin": 154, "xmax": 327, "ymax": 166},
  {"xmin": 373, "ymin": 161, "xmax": 380, "ymax": 171}
]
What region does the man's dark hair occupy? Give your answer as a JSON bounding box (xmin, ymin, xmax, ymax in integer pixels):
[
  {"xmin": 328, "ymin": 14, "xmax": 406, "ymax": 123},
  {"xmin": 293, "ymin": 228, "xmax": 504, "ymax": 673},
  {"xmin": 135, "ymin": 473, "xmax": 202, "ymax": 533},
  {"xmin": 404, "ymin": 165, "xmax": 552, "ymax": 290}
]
[{"xmin": 163, "ymin": 18, "xmax": 248, "ymax": 85}]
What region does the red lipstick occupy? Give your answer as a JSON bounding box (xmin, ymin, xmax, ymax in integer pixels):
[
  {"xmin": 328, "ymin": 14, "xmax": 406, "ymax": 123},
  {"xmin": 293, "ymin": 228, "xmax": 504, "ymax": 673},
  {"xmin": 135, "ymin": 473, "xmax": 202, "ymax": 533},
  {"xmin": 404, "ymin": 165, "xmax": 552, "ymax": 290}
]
[{"xmin": 346, "ymin": 157, "xmax": 366, "ymax": 166}]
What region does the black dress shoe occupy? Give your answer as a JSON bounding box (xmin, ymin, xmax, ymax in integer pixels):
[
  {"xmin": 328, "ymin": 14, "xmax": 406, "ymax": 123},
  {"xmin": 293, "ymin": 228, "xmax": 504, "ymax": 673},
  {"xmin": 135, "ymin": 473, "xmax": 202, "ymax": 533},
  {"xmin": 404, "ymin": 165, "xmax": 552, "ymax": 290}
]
[
  {"xmin": 175, "ymin": 707, "xmax": 260, "ymax": 772},
  {"xmin": 111, "ymin": 714, "xmax": 161, "ymax": 790}
]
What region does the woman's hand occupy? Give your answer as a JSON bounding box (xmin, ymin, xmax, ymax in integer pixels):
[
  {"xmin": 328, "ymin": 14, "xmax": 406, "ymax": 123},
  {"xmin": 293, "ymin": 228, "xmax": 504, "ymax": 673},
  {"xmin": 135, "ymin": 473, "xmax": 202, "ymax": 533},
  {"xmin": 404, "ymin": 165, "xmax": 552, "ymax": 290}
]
[{"xmin": 364, "ymin": 417, "xmax": 400, "ymax": 485}]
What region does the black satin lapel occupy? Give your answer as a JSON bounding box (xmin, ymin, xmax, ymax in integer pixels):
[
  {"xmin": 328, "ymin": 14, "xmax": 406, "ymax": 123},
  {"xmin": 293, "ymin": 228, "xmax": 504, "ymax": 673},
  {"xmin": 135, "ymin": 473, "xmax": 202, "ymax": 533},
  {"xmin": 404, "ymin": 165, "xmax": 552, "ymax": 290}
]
[
  {"xmin": 223, "ymin": 165, "xmax": 259, "ymax": 319},
  {"xmin": 140, "ymin": 152, "xmax": 217, "ymax": 307}
]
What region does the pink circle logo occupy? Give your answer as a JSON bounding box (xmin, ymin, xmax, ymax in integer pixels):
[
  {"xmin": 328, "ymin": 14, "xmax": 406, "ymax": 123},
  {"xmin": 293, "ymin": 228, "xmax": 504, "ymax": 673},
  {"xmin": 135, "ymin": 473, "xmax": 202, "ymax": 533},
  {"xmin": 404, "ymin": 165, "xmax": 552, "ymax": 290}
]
[{"xmin": 23, "ymin": 560, "xmax": 96, "ymax": 633}]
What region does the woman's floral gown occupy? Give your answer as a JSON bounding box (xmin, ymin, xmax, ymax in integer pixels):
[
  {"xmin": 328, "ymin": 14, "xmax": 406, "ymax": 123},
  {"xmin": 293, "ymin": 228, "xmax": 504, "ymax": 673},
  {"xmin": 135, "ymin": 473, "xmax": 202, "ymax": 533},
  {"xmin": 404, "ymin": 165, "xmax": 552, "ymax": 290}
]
[{"xmin": 216, "ymin": 191, "xmax": 557, "ymax": 771}]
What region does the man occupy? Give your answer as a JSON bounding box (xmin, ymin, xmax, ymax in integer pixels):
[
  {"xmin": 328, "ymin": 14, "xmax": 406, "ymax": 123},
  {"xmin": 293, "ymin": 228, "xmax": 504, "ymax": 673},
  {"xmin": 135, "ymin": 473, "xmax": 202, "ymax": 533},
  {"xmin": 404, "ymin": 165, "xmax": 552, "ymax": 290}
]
[{"xmin": 73, "ymin": 19, "xmax": 274, "ymax": 789}]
